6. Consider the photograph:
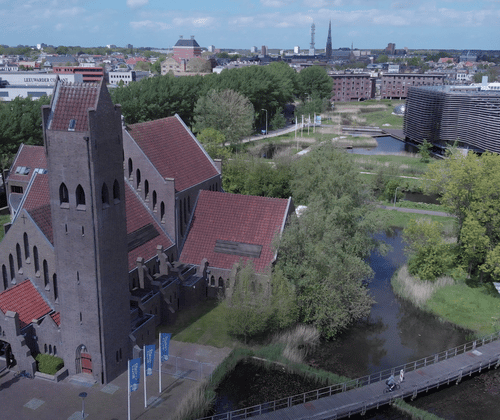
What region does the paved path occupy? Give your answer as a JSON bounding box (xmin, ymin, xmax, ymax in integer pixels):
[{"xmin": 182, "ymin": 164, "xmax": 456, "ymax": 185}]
[
  {"xmin": 0, "ymin": 341, "xmax": 231, "ymax": 420},
  {"xmin": 377, "ymin": 205, "xmax": 452, "ymax": 218}
]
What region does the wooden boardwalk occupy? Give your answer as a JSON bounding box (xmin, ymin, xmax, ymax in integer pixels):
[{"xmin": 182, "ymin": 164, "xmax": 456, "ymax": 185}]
[{"xmin": 200, "ymin": 333, "xmax": 500, "ymax": 420}]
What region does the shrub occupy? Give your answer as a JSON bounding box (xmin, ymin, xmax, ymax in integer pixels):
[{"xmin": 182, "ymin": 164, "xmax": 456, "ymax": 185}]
[{"xmin": 35, "ymin": 353, "xmax": 64, "ymax": 375}]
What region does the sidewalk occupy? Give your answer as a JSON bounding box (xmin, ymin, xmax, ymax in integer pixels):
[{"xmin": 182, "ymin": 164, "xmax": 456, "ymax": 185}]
[{"xmin": 0, "ymin": 341, "xmax": 232, "ymax": 420}]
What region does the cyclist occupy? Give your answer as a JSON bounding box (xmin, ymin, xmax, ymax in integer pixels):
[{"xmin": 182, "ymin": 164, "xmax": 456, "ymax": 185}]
[{"xmin": 385, "ymin": 374, "xmax": 396, "ymax": 392}]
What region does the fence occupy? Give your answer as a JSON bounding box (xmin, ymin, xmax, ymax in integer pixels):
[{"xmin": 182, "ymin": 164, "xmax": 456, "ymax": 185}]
[
  {"xmin": 161, "ymin": 355, "xmax": 215, "ymax": 382},
  {"xmin": 197, "ymin": 331, "xmax": 500, "ymax": 420}
]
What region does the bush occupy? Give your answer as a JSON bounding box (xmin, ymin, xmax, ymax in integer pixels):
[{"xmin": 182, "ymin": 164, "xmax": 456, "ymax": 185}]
[{"xmin": 35, "ymin": 353, "xmax": 64, "ymax": 375}]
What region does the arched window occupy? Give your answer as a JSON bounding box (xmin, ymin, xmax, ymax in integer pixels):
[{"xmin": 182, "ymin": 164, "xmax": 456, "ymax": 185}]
[
  {"xmin": 76, "ymin": 185, "xmax": 86, "ymax": 208},
  {"xmin": 49, "ymin": 344, "xmax": 52, "ymax": 354},
  {"xmin": 136, "ymin": 169, "xmax": 141, "ymax": 190},
  {"xmin": 144, "ymin": 180, "xmax": 149, "ymax": 201},
  {"xmin": 44, "ymin": 344, "xmax": 47, "ymax": 353},
  {"xmin": 152, "ymin": 191, "xmax": 157, "ymax": 211},
  {"xmin": 2, "ymin": 265, "xmax": 7, "ymax": 290},
  {"xmin": 33, "ymin": 246, "xmax": 40, "ymax": 275},
  {"xmin": 16, "ymin": 243, "xmax": 22, "ymax": 271},
  {"xmin": 8, "ymin": 254, "xmax": 15, "ymax": 283},
  {"xmin": 210, "ymin": 275, "xmax": 215, "ymax": 286},
  {"xmin": 53, "ymin": 274, "xmax": 58, "ymax": 301},
  {"xmin": 218, "ymin": 277, "xmax": 224, "ymax": 288},
  {"xmin": 128, "ymin": 158, "xmax": 133, "ymax": 179},
  {"xmin": 43, "ymin": 260, "xmax": 49, "ymax": 289},
  {"xmin": 188, "ymin": 196, "xmax": 191, "ymax": 212},
  {"xmin": 53, "ymin": 345, "xmax": 57, "ymax": 355},
  {"xmin": 113, "ymin": 180, "xmax": 120, "ymax": 203},
  {"xmin": 101, "ymin": 183, "xmax": 109, "ymax": 207},
  {"xmin": 59, "ymin": 183, "xmax": 69, "ymax": 207},
  {"xmin": 160, "ymin": 202, "xmax": 165, "ymax": 223},
  {"xmin": 23, "ymin": 232, "xmax": 30, "ymax": 262}
]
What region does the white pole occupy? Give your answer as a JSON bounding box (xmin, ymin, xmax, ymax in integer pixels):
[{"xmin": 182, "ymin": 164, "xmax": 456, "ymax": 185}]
[
  {"xmin": 143, "ymin": 345, "xmax": 147, "ymax": 408},
  {"xmin": 295, "ymin": 117, "xmax": 298, "ymax": 149},
  {"xmin": 159, "ymin": 334, "xmax": 162, "ymax": 394},
  {"xmin": 314, "ymin": 113, "xmax": 316, "ymax": 133},
  {"xmin": 301, "ymin": 115, "xmax": 304, "ymax": 137},
  {"xmin": 128, "ymin": 360, "xmax": 131, "ymax": 420},
  {"xmin": 308, "ymin": 114, "xmax": 310, "ymax": 135}
]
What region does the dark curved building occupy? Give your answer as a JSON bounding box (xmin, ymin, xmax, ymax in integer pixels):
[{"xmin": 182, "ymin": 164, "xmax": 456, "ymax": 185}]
[{"xmin": 404, "ymin": 86, "xmax": 500, "ymax": 153}]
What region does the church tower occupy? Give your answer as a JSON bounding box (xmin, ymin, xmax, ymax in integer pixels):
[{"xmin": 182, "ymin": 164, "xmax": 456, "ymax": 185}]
[
  {"xmin": 42, "ymin": 80, "xmax": 131, "ymax": 384},
  {"xmin": 326, "ymin": 19, "xmax": 333, "ymax": 59}
]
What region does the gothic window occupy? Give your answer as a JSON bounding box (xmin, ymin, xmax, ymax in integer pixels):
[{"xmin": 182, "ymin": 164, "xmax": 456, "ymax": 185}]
[
  {"xmin": 23, "ymin": 232, "xmax": 30, "ymax": 262},
  {"xmin": 113, "ymin": 180, "xmax": 120, "ymax": 203},
  {"xmin": 16, "ymin": 243, "xmax": 22, "ymax": 271},
  {"xmin": 152, "ymin": 191, "xmax": 157, "ymax": 211},
  {"xmin": 33, "ymin": 246, "xmax": 40, "ymax": 275},
  {"xmin": 101, "ymin": 183, "xmax": 109, "ymax": 207},
  {"xmin": 59, "ymin": 183, "xmax": 69, "ymax": 207},
  {"xmin": 144, "ymin": 180, "xmax": 149, "ymax": 201},
  {"xmin": 210, "ymin": 275, "xmax": 215, "ymax": 286},
  {"xmin": 43, "ymin": 260, "xmax": 49, "ymax": 289},
  {"xmin": 218, "ymin": 277, "xmax": 224, "ymax": 288},
  {"xmin": 53, "ymin": 274, "xmax": 58, "ymax": 301},
  {"xmin": 76, "ymin": 185, "xmax": 86, "ymax": 208},
  {"xmin": 2, "ymin": 265, "xmax": 7, "ymax": 290},
  {"xmin": 128, "ymin": 158, "xmax": 133, "ymax": 179},
  {"xmin": 9, "ymin": 254, "xmax": 15, "ymax": 283},
  {"xmin": 136, "ymin": 169, "xmax": 141, "ymax": 190},
  {"xmin": 160, "ymin": 202, "xmax": 165, "ymax": 223}
]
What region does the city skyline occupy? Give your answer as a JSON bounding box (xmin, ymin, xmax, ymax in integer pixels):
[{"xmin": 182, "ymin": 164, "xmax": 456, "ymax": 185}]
[{"xmin": 1, "ymin": 0, "xmax": 499, "ymax": 51}]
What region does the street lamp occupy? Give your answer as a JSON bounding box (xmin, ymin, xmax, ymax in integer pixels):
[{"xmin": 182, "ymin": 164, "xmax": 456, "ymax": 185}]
[
  {"xmin": 261, "ymin": 109, "xmax": 268, "ymax": 135},
  {"xmin": 79, "ymin": 392, "xmax": 88, "ymax": 419},
  {"xmin": 393, "ymin": 187, "xmax": 399, "ymax": 208}
]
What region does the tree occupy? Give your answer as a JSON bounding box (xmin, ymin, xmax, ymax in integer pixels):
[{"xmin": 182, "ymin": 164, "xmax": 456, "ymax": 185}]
[
  {"xmin": 187, "ymin": 57, "xmax": 212, "ymax": 73},
  {"xmin": 223, "ymin": 261, "xmax": 273, "ymax": 343},
  {"xmin": 418, "ymin": 139, "xmax": 431, "ymax": 162},
  {"xmin": 134, "ymin": 61, "xmax": 151, "ymax": 71},
  {"xmin": 276, "ymin": 144, "xmax": 386, "ymax": 338},
  {"xmin": 151, "ymin": 55, "xmax": 166, "ymax": 75},
  {"xmin": 376, "ymin": 54, "xmax": 389, "ymax": 63},
  {"xmin": 193, "ymin": 89, "xmax": 254, "ymax": 145},
  {"xmin": 196, "ymin": 128, "xmax": 231, "ymax": 161},
  {"xmin": 296, "ymin": 66, "xmax": 333, "ymax": 102}
]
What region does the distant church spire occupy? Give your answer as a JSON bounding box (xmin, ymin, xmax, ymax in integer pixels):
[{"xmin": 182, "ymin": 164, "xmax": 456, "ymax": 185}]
[{"xmin": 326, "ymin": 19, "xmax": 332, "ymax": 59}]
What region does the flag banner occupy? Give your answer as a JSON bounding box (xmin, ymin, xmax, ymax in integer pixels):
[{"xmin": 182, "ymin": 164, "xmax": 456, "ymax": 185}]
[
  {"xmin": 129, "ymin": 358, "xmax": 141, "ymax": 392},
  {"xmin": 145, "ymin": 344, "xmax": 155, "ymax": 376},
  {"xmin": 160, "ymin": 333, "xmax": 171, "ymax": 362}
]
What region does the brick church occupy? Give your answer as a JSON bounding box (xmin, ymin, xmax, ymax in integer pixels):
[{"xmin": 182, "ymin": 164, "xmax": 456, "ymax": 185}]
[{"xmin": 0, "ymin": 80, "xmax": 293, "ymax": 384}]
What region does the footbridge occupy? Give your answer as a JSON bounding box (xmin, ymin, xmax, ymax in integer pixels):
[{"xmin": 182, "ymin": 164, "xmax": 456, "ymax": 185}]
[{"xmin": 200, "ymin": 332, "xmax": 500, "ymax": 420}]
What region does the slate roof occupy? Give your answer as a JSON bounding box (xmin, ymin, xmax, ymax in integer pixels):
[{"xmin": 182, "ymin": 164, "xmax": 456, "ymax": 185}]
[
  {"xmin": 125, "ymin": 182, "xmax": 174, "ymax": 270},
  {"xmin": 0, "ymin": 279, "xmax": 52, "ymax": 329},
  {"xmin": 7, "ymin": 145, "xmax": 47, "ymax": 183},
  {"xmin": 48, "ymin": 82, "xmax": 100, "ymax": 132},
  {"xmin": 21, "ymin": 173, "xmax": 53, "ymax": 245},
  {"xmin": 180, "ymin": 191, "xmax": 291, "ymax": 272},
  {"xmin": 127, "ymin": 116, "xmax": 220, "ymax": 192},
  {"xmin": 174, "ymin": 39, "xmax": 200, "ymax": 48}
]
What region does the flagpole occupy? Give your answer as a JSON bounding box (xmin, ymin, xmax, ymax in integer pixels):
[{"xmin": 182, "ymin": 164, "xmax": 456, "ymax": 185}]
[
  {"xmin": 128, "ymin": 359, "xmax": 131, "ymax": 420},
  {"xmin": 159, "ymin": 333, "xmax": 162, "ymax": 394},
  {"xmin": 144, "ymin": 345, "xmax": 147, "ymax": 408}
]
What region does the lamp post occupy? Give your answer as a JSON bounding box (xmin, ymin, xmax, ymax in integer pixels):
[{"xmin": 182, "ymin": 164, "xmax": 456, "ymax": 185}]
[
  {"xmin": 79, "ymin": 392, "xmax": 87, "ymax": 419},
  {"xmin": 261, "ymin": 109, "xmax": 268, "ymax": 135},
  {"xmin": 393, "ymin": 187, "xmax": 399, "ymax": 208}
]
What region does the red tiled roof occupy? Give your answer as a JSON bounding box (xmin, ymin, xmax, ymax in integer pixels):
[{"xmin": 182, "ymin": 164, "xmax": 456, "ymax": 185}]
[
  {"xmin": 50, "ymin": 311, "xmax": 60, "ymax": 326},
  {"xmin": 0, "ymin": 280, "xmax": 52, "ymax": 329},
  {"xmin": 8, "ymin": 145, "xmax": 47, "ymax": 183},
  {"xmin": 22, "ymin": 173, "xmax": 53, "ymax": 244},
  {"xmin": 125, "ymin": 182, "xmax": 173, "ymax": 270},
  {"xmin": 180, "ymin": 191, "xmax": 290, "ymax": 272},
  {"xmin": 127, "ymin": 116, "xmax": 219, "ymax": 192},
  {"xmin": 48, "ymin": 82, "xmax": 100, "ymax": 132}
]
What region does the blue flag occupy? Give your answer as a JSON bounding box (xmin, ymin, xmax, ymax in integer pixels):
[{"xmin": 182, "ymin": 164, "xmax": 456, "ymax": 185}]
[
  {"xmin": 145, "ymin": 344, "xmax": 155, "ymax": 376},
  {"xmin": 129, "ymin": 358, "xmax": 141, "ymax": 392},
  {"xmin": 160, "ymin": 333, "xmax": 171, "ymax": 362}
]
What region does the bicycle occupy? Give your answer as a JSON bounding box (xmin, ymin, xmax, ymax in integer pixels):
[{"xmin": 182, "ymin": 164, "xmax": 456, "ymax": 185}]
[
  {"xmin": 384, "ymin": 382, "xmax": 401, "ymax": 393},
  {"xmin": 14, "ymin": 370, "xmax": 33, "ymax": 379}
]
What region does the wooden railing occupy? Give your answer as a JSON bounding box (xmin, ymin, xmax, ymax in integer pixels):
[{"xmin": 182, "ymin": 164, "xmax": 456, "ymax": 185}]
[{"xmin": 198, "ymin": 331, "xmax": 500, "ymax": 420}]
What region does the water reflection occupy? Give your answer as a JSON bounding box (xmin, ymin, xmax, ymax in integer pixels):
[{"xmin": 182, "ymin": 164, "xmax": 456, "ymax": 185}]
[{"xmin": 348, "ymin": 136, "xmax": 419, "ymax": 155}]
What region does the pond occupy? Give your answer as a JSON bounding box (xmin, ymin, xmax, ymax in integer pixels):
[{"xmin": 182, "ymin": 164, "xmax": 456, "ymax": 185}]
[
  {"xmin": 212, "ymin": 229, "xmax": 469, "ymax": 415},
  {"xmin": 348, "ymin": 136, "xmax": 419, "ymax": 155}
]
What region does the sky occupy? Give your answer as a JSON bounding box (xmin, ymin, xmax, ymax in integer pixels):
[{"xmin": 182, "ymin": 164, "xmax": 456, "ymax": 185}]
[{"xmin": 1, "ymin": 0, "xmax": 499, "ymax": 51}]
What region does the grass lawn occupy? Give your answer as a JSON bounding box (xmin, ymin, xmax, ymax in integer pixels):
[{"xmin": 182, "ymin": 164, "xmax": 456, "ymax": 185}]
[
  {"xmin": 376, "ymin": 208, "xmax": 456, "ymax": 232},
  {"xmin": 157, "ymin": 299, "xmax": 237, "ymax": 348},
  {"xmin": 426, "ymin": 284, "xmax": 500, "ymax": 336},
  {"xmin": 0, "ymin": 214, "xmax": 11, "ymax": 241}
]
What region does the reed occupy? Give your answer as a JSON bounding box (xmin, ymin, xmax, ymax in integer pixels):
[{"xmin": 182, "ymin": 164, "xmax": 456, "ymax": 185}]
[{"xmin": 393, "ymin": 398, "xmax": 446, "ymax": 420}]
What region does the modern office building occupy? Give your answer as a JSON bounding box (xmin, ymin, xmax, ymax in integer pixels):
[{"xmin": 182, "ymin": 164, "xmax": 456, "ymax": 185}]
[{"xmin": 404, "ymin": 85, "xmax": 500, "ymax": 153}]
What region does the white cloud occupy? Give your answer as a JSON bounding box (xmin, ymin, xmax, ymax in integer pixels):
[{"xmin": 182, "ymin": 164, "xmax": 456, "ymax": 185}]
[
  {"xmin": 127, "ymin": 0, "xmax": 149, "ymax": 9},
  {"xmin": 130, "ymin": 20, "xmax": 171, "ymax": 30},
  {"xmin": 261, "ymin": 0, "xmax": 287, "ymax": 7}
]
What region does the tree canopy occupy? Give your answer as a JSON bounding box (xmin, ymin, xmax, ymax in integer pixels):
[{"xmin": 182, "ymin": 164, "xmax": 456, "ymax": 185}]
[{"xmin": 296, "ymin": 66, "xmax": 333, "ymax": 102}]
